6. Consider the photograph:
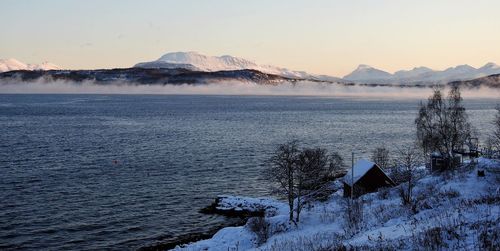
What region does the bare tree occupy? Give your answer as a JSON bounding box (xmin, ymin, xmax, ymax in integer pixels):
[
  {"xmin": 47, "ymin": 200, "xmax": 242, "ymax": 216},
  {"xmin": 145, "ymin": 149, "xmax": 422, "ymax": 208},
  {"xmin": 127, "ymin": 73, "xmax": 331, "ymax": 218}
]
[
  {"xmin": 371, "ymin": 147, "xmax": 391, "ymax": 170},
  {"xmin": 448, "ymin": 86, "xmax": 472, "ymax": 157},
  {"xmin": 267, "ymin": 141, "xmax": 300, "ymax": 222},
  {"xmin": 328, "ymin": 152, "xmax": 345, "ymax": 178},
  {"xmin": 415, "ymin": 86, "xmax": 471, "ymax": 169},
  {"xmin": 295, "ymin": 147, "xmax": 328, "ymax": 222},
  {"xmin": 267, "ymin": 142, "xmax": 344, "ymax": 223},
  {"xmin": 397, "ymin": 145, "xmax": 421, "ymax": 206},
  {"xmin": 493, "ymin": 105, "xmax": 500, "ymax": 151}
]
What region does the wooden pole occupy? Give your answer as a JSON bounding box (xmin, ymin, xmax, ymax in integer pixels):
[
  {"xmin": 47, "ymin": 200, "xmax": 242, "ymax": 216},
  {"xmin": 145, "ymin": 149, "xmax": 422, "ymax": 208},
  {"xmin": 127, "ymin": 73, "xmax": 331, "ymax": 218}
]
[{"xmin": 351, "ymin": 151, "xmax": 354, "ymax": 201}]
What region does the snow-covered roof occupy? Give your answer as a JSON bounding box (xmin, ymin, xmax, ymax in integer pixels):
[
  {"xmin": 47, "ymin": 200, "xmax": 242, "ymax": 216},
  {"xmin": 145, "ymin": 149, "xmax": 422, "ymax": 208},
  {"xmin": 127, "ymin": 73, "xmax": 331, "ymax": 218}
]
[
  {"xmin": 343, "ymin": 159, "xmax": 377, "ymax": 186},
  {"xmin": 431, "ymin": 151, "xmax": 442, "ymax": 157}
]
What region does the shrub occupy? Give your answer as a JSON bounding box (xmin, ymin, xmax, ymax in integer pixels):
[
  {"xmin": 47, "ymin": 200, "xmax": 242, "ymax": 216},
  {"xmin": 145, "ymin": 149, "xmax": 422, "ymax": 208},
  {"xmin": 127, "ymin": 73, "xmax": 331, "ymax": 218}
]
[
  {"xmin": 478, "ymin": 220, "xmax": 500, "ymax": 251},
  {"xmin": 319, "ymin": 205, "xmax": 336, "ymax": 223},
  {"xmin": 399, "ymin": 185, "xmax": 412, "ymax": 206},
  {"xmin": 439, "ymin": 188, "xmax": 460, "ymax": 199},
  {"xmin": 372, "ymin": 204, "xmax": 409, "ymax": 225},
  {"xmin": 343, "ymin": 198, "xmax": 364, "ymax": 236},
  {"xmin": 377, "ymin": 187, "xmax": 390, "ymax": 200},
  {"xmin": 262, "ymin": 232, "xmax": 345, "ymax": 251},
  {"xmin": 419, "ymin": 227, "xmax": 445, "ymax": 250},
  {"xmin": 247, "ymin": 216, "xmax": 269, "ymax": 246}
]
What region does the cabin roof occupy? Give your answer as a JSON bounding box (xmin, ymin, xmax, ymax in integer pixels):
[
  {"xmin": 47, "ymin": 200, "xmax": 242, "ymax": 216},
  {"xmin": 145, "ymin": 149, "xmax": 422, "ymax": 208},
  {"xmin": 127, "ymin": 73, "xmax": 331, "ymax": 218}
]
[{"xmin": 343, "ymin": 159, "xmax": 378, "ymax": 186}]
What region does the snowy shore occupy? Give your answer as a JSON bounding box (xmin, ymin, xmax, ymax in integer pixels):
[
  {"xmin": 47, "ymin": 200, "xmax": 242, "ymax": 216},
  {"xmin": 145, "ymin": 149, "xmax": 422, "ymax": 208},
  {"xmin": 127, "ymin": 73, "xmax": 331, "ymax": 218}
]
[
  {"xmin": 173, "ymin": 158, "xmax": 499, "ymax": 251},
  {"xmin": 199, "ymin": 195, "xmax": 286, "ymax": 218}
]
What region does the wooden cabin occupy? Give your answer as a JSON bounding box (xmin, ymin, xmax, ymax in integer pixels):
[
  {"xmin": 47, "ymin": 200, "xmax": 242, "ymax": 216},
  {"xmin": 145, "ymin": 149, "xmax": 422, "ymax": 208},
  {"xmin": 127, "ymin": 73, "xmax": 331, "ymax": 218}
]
[
  {"xmin": 430, "ymin": 152, "xmax": 462, "ymax": 171},
  {"xmin": 343, "ymin": 159, "xmax": 395, "ymax": 198}
]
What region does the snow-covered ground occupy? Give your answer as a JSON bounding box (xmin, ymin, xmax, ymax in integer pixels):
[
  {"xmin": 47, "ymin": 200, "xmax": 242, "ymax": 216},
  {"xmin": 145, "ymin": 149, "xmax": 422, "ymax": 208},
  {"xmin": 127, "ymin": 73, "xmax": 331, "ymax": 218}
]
[{"xmin": 173, "ymin": 158, "xmax": 499, "ymax": 251}]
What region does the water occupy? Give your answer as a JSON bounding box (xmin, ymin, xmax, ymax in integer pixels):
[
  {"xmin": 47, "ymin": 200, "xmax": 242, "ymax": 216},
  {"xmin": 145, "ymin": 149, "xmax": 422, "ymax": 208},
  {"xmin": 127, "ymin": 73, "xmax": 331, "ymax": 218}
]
[{"xmin": 0, "ymin": 94, "xmax": 498, "ymax": 250}]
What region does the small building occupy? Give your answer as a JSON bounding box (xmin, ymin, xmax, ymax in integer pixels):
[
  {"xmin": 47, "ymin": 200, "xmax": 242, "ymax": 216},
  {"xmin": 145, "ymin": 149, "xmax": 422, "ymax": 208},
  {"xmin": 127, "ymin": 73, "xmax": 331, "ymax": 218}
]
[
  {"xmin": 343, "ymin": 159, "xmax": 395, "ymax": 198},
  {"xmin": 430, "ymin": 152, "xmax": 461, "ymax": 171}
]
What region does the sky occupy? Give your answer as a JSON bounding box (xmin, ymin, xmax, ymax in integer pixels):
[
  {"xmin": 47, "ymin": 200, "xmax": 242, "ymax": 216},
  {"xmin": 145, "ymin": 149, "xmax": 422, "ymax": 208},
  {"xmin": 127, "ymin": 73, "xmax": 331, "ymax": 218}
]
[{"xmin": 1, "ymin": 0, "xmax": 499, "ymax": 77}]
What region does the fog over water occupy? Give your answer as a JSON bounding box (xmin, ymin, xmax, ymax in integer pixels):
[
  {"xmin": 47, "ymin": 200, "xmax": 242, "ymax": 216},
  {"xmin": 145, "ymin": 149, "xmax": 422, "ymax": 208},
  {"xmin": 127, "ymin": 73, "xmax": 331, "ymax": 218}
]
[{"xmin": 1, "ymin": 80, "xmax": 499, "ymax": 98}]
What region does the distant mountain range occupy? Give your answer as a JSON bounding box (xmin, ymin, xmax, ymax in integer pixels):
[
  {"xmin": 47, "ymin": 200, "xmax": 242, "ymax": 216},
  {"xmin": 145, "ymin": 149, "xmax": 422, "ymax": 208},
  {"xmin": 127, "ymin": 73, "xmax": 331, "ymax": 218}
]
[
  {"xmin": 1, "ymin": 52, "xmax": 499, "ymax": 87},
  {"xmin": 0, "ymin": 58, "xmax": 61, "ymax": 72},
  {"xmin": 343, "ymin": 62, "xmax": 500, "ymax": 84},
  {"xmin": 135, "ymin": 52, "xmax": 500, "ymax": 84}
]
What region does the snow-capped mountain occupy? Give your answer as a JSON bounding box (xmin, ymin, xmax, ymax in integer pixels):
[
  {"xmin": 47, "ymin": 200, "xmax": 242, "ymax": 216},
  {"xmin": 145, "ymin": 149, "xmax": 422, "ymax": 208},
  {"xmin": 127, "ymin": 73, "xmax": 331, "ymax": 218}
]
[
  {"xmin": 0, "ymin": 58, "xmax": 61, "ymax": 73},
  {"xmin": 343, "ymin": 64, "xmax": 392, "ymax": 82},
  {"xmin": 0, "ymin": 59, "xmax": 28, "ymax": 72},
  {"xmin": 156, "ymin": 52, "xmax": 258, "ymax": 72},
  {"xmin": 440, "ymin": 64, "xmax": 477, "ymax": 79},
  {"xmin": 134, "ymin": 51, "xmax": 330, "ymax": 80},
  {"xmin": 478, "ymin": 62, "xmax": 500, "ymax": 76},
  {"xmin": 29, "ymin": 61, "xmax": 61, "ymax": 71},
  {"xmin": 394, "ymin": 66, "xmax": 434, "ymax": 79},
  {"xmin": 343, "ymin": 62, "xmax": 500, "ymax": 84}
]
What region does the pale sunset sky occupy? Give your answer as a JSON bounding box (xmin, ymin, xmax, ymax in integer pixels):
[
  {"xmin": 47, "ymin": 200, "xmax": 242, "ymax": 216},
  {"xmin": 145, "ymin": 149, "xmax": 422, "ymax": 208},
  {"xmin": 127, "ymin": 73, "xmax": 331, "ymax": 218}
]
[{"xmin": 1, "ymin": 0, "xmax": 499, "ymax": 77}]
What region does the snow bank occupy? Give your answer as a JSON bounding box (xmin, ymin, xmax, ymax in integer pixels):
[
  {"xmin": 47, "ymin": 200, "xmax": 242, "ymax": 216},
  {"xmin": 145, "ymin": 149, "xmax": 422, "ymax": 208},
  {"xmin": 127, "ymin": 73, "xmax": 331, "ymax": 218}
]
[{"xmin": 214, "ymin": 195, "xmax": 288, "ymax": 217}]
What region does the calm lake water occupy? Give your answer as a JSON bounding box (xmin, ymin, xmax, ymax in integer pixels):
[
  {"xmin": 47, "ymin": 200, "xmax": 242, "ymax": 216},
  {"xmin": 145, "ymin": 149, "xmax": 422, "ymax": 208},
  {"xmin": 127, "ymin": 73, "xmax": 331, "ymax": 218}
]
[{"xmin": 0, "ymin": 94, "xmax": 498, "ymax": 250}]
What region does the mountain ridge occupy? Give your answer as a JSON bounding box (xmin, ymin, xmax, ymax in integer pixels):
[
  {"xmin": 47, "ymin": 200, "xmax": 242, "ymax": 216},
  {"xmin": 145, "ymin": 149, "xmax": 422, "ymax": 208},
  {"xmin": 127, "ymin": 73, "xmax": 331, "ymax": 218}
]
[
  {"xmin": 137, "ymin": 52, "xmax": 500, "ymax": 84},
  {"xmin": 134, "ymin": 51, "xmax": 342, "ymax": 82},
  {"xmin": 0, "ymin": 58, "xmax": 61, "ymax": 72},
  {"xmin": 343, "ymin": 62, "xmax": 500, "ymax": 84},
  {"xmin": 2, "ymin": 52, "xmax": 499, "ymax": 85}
]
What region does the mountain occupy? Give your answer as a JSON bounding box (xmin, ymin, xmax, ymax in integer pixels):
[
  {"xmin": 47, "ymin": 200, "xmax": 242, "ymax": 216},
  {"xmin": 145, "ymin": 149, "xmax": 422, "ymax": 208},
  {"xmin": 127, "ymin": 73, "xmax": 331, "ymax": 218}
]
[
  {"xmin": 478, "ymin": 62, "xmax": 500, "ymax": 76},
  {"xmin": 0, "ymin": 68, "xmax": 293, "ymax": 85},
  {"xmin": 156, "ymin": 52, "xmax": 258, "ymax": 72},
  {"xmin": 394, "ymin": 66, "xmax": 434, "ymax": 79},
  {"xmin": 438, "ymin": 64, "xmax": 477, "ymax": 80},
  {"xmin": 0, "ymin": 58, "xmax": 61, "ymax": 73},
  {"xmin": 134, "ymin": 51, "xmax": 332, "ymax": 80},
  {"xmin": 343, "ymin": 64, "xmax": 392, "ymax": 82},
  {"xmin": 448, "ymin": 73, "xmax": 500, "ymax": 89},
  {"xmin": 29, "ymin": 61, "xmax": 61, "ymax": 71},
  {"xmin": 0, "ymin": 59, "xmax": 30, "ymax": 72},
  {"xmin": 343, "ymin": 62, "xmax": 500, "ymax": 84}
]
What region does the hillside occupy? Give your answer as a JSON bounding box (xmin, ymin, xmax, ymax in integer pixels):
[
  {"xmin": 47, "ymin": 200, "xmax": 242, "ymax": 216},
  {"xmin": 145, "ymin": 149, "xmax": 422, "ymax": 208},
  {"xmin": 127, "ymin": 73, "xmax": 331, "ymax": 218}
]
[
  {"xmin": 0, "ymin": 68, "xmax": 295, "ymax": 85},
  {"xmin": 449, "ymin": 74, "xmax": 500, "ymax": 89},
  {"xmin": 173, "ymin": 158, "xmax": 499, "ymax": 251}
]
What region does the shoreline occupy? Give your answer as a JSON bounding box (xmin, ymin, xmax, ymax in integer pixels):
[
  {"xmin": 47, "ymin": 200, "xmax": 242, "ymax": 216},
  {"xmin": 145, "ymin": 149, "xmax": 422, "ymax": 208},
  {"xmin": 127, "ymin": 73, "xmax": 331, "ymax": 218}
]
[
  {"xmin": 139, "ymin": 195, "xmax": 280, "ymax": 250},
  {"xmin": 138, "ymin": 218, "xmax": 247, "ymax": 251}
]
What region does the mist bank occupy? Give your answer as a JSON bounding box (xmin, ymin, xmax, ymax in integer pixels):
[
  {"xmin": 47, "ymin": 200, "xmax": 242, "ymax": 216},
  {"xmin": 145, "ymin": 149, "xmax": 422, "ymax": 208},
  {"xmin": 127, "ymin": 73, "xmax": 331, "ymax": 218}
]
[{"xmin": 1, "ymin": 80, "xmax": 499, "ymax": 99}]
